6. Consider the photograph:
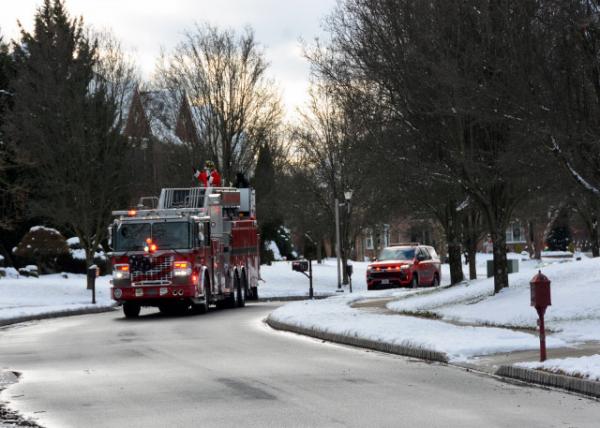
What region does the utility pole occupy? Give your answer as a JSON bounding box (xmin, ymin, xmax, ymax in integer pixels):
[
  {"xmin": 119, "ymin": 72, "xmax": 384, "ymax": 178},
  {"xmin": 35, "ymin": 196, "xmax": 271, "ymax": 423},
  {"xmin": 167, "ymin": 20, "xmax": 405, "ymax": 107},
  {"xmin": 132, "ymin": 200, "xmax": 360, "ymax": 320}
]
[{"xmin": 335, "ymin": 198, "xmax": 343, "ymax": 292}]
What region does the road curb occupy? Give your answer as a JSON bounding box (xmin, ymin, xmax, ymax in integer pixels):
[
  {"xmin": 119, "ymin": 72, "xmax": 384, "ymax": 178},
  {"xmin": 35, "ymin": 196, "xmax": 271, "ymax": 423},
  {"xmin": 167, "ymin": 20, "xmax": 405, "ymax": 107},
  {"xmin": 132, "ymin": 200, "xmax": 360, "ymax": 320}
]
[
  {"xmin": 266, "ymin": 316, "xmax": 449, "ymax": 363},
  {"xmin": 496, "ymin": 365, "xmax": 600, "ymax": 398},
  {"xmin": 0, "ymin": 306, "xmax": 118, "ymax": 328},
  {"xmin": 257, "ymin": 295, "xmax": 331, "ymax": 302}
]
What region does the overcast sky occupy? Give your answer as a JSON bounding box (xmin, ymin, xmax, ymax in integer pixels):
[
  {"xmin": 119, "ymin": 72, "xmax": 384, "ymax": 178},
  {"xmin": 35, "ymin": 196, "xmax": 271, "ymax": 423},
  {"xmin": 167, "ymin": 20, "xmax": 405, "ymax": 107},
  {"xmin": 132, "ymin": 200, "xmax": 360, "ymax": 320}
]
[{"xmin": 0, "ymin": 0, "xmax": 337, "ymax": 121}]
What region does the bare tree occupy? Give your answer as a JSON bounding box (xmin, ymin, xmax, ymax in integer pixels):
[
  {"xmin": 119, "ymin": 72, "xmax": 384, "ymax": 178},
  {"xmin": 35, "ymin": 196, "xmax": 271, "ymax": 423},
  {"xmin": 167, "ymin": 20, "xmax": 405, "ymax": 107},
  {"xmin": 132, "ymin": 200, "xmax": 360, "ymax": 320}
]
[
  {"xmin": 155, "ymin": 24, "xmax": 282, "ymax": 184},
  {"xmin": 292, "ymin": 81, "xmax": 373, "ymax": 282},
  {"xmin": 317, "ymin": 0, "xmax": 553, "ymax": 293}
]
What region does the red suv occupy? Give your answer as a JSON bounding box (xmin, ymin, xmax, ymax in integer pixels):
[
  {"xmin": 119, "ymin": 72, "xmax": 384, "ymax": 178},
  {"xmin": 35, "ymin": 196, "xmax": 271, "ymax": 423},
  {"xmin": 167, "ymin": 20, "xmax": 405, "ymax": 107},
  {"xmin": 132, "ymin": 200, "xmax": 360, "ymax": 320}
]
[{"xmin": 366, "ymin": 244, "xmax": 441, "ymax": 290}]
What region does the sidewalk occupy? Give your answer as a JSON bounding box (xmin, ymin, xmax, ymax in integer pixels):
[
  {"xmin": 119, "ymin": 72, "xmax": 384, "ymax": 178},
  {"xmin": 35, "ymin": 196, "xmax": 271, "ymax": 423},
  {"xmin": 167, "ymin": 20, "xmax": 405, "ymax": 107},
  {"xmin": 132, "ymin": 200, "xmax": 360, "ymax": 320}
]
[{"xmin": 267, "ymin": 292, "xmax": 600, "ymax": 400}]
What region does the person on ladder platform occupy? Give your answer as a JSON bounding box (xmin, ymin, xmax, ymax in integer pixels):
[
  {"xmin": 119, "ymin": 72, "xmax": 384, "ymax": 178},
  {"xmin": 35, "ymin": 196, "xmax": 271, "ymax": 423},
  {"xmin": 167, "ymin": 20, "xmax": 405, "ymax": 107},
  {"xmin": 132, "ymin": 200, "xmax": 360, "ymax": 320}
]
[{"xmin": 193, "ymin": 160, "xmax": 222, "ymax": 187}]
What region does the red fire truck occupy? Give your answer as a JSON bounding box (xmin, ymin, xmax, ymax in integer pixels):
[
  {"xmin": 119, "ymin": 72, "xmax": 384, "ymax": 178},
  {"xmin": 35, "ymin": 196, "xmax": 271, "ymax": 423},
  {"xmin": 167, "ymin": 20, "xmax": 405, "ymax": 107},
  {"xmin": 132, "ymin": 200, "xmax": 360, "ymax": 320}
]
[{"xmin": 108, "ymin": 186, "xmax": 260, "ymax": 318}]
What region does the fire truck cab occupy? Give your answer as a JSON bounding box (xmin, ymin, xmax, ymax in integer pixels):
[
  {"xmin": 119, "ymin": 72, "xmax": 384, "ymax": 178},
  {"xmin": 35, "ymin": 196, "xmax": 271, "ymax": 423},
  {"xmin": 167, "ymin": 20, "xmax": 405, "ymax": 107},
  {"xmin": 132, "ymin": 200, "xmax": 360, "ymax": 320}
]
[{"xmin": 108, "ymin": 186, "xmax": 260, "ymax": 318}]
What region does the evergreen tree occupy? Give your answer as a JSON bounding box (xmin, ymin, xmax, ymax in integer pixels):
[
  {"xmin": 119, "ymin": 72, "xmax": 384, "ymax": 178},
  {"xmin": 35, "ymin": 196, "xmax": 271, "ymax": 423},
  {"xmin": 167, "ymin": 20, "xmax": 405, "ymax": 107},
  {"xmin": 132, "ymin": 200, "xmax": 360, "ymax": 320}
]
[
  {"xmin": 253, "ymin": 143, "xmax": 282, "ymax": 263},
  {"xmin": 0, "ymin": 33, "xmax": 26, "ymax": 265},
  {"xmin": 5, "ymin": 0, "xmax": 133, "ymax": 284}
]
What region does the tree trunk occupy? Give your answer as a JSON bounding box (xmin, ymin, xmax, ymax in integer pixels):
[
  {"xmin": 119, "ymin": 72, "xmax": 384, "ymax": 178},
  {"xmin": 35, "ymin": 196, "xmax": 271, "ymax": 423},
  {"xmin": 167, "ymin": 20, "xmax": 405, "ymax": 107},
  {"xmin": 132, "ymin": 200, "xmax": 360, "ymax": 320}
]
[
  {"xmin": 341, "ymin": 251, "xmax": 349, "ymax": 285},
  {"xmin": 448, "ymin": 241, "xmax": 464, "ymax": 285},
  {"xmin": 445, "ymin": 202, "xmax": 464, "ymax": 285},
  {"xmin": 85, "ymin": 248, "xmax": 94, "ymax": 290},
  {"xmin": 591, "ymin": 217, "xmax": 599, "ymax": 257},
  {"xmin": 491, "ymin": 230, "xmax": 509, "ymax": 293},
  {"xmin": 467, "ymin": 241, "xmax": 477, "ymax": 280},
  {"xmin": 316, "ymin": 240, "xmax": 323, "ymax": 264}
]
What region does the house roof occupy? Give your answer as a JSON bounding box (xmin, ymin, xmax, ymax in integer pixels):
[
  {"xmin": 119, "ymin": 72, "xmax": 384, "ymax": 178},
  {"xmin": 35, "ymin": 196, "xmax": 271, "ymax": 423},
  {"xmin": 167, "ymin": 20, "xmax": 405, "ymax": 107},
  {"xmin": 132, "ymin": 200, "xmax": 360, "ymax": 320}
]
[{"xmin": 139, "ymin": 90, "xmax": 185, "ymax": 145}]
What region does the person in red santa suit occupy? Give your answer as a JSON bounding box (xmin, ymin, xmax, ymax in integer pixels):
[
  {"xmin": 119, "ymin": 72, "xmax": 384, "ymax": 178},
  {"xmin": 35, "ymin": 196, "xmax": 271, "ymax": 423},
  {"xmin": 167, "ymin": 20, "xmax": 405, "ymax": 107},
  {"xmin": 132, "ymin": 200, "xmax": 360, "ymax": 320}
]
[{"xmin": 194, "ymin": 160, "xmax": 221, "ymax": 187}]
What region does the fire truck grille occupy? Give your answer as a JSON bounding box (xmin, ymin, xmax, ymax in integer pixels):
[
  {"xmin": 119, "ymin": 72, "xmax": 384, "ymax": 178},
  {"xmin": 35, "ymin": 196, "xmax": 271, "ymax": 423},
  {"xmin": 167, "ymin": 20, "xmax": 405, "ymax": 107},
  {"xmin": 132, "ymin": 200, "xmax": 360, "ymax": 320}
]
[{"xmin": 130, "ymin": 255, "xmax": 174, "ymax": 284}]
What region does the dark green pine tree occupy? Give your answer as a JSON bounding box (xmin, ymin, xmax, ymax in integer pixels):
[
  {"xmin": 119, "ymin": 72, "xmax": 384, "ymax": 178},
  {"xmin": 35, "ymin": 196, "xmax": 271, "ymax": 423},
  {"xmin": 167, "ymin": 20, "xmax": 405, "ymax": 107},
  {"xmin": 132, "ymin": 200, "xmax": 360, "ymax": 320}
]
[
  {"xmin": 7, "ymin": 0, "xmax": 131, "ymax": 284},
  {"xmin": 547, "ymin": 210, "xmax": 572, "ymax": 252},
  {"xmin": 0, "ymin": 33, "xmax": 27, "ymax": 265},
  {"xmin": 8, "ymin": 0, "xmax": 96, "ymax": 200},
  {"xmin": 253, "ymin": 143, "xmax": 283, "ymax": 263}
]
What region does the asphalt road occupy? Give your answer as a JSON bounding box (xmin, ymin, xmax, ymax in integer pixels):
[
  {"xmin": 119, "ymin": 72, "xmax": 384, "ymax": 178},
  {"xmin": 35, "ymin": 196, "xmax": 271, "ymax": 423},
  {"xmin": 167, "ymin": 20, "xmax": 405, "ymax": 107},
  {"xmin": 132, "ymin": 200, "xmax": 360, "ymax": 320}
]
[{"xmin": 0, "ymin": 303, "xmax": 598, "ymax": 428}]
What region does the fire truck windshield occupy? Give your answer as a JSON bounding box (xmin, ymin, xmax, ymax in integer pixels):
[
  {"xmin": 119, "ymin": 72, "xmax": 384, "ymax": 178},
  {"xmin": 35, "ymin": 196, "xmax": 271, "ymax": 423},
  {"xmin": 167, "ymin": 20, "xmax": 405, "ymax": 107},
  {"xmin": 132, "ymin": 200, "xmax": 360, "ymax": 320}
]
[{"xmin": 114, "ymin": 222, "xmax": 190, "ymax": 251}]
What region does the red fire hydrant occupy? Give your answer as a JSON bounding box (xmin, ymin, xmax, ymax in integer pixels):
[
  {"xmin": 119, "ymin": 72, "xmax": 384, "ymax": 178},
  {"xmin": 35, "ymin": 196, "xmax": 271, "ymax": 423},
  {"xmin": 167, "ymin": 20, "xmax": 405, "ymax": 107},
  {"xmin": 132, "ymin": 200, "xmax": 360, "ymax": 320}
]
[{"xmin": 530, "ymin": 271, "xmax": 552, "ymax": 361}]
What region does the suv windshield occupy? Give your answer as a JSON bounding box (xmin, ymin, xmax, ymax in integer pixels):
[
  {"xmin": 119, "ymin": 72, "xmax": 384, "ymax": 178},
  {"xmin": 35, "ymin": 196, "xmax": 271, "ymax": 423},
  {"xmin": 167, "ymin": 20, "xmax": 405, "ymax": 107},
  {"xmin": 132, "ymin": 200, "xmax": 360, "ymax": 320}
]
[
  {"xmin": 114, "ymin": 222, "xmax": 190, "ymax": 251},
  {"xmin": 378, "ymin": 247, "xmax": 416, "ymax": 261}
]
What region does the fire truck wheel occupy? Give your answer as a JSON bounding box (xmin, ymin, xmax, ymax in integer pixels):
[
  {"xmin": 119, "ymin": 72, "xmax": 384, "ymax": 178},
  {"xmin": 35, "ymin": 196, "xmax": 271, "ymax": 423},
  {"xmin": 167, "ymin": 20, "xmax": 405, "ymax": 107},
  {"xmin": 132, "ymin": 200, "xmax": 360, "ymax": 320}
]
[
  {"xmin": 249, "ymin": 286, "xmax": 258, "ymax": 301},
  {"xmin": 237, "ymin": 274, "xmax": 246, "ymax": 308},
  {"xmin": 224, "ymin": 279, "xmax": 238, "ymax": 309},
  {"xmin": 191, "ymin": 275, "xmax": 210, "ymax": 314},
  {"xmin": 123, "ymin": 302, "xmax": 140, "ymax": 318}
]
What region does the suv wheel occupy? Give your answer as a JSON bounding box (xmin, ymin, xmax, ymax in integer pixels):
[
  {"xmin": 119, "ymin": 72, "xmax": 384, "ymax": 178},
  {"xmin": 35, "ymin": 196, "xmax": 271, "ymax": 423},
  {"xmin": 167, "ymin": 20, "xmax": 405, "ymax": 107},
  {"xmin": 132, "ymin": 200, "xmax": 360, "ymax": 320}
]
[{"xmin": 411, "ymin": 274, "xmax": 418, "ymax": 289}]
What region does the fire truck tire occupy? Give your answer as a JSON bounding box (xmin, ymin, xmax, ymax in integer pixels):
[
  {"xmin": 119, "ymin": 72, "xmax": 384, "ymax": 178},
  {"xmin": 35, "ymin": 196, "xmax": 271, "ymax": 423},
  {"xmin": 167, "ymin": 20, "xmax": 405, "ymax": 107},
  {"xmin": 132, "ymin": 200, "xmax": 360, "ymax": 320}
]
[
  {"xmin": 191, "ymin": 298, "xmax": 208, "ymax": 314},
  {"xmin": 237, "ymin": 273, "xmax": 246, "ymax": 308},
  {"xmin": 223, "ymin": 280, "xmax": 238, "ymax": 309},
  {"xmin": 191, "ymin": 274, "xmax": 210, "ymax": 314},
  {"xmin": 249, "ymin": 286, "xmax": 258, "ymax": 301},
  {"xmin": 123, "ymin": 302, "xmax": 140, "ymax": 318}
]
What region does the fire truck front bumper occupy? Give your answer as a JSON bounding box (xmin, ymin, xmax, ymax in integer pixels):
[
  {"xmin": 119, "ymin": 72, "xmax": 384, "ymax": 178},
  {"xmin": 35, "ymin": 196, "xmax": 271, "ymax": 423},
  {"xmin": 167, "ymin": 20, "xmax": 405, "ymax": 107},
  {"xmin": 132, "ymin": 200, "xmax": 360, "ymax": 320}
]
[{"xmin": 112, "ymin": 284, "xmax": 197, "ymax": 302}]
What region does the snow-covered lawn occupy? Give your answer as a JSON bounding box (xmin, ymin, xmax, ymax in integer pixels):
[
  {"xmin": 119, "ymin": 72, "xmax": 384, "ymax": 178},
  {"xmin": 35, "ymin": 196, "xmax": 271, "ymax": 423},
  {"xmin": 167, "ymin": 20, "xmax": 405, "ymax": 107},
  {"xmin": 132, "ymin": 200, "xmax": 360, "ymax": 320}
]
[
  {"xmin": 386, "ymin": 254, "xmax": 600, "ymax": 343},
  {"xmin": 269, "ymin": 292, "xmax": 569, "ymax": 362},
  {"xmin": 269, "ymin": 253, "xmax": 600, "ymax": 365},
  {"xmin": 0, "ymin": 274, "xmax": 114, "ymax": 321},
  {"xmin": 517, "ymin": 355, "xmax": 600, "ymax": 382}
]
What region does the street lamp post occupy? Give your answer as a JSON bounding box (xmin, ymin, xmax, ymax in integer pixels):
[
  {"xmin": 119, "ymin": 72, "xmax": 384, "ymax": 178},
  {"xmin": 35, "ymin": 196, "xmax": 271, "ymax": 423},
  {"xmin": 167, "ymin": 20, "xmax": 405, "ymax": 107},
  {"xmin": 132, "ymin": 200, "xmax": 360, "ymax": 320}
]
[
  {"xmin": 335, "ymin": 190, "xmax": 353, "ymax": 292},
  {"xmin": 335, "ymin": 197, "xmax": 342, "ymax": 292}
]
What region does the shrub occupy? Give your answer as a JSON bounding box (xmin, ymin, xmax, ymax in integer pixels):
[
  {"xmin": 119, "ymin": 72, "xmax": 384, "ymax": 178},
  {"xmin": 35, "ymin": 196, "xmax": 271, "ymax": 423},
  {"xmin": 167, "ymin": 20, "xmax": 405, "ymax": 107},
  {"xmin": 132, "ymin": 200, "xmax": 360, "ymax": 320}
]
[{"xmin": 13, "ymin": 226, "xmax": 69, "ymax": 274}]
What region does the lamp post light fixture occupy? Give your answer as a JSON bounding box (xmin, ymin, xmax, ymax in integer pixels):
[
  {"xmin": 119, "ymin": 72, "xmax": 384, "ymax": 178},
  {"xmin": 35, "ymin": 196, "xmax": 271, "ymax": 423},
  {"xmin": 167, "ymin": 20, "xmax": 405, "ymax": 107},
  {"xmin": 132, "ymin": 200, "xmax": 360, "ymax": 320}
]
[{"xmin": 335, "ymin": 190, "xmax": 353, "ymax": 292}]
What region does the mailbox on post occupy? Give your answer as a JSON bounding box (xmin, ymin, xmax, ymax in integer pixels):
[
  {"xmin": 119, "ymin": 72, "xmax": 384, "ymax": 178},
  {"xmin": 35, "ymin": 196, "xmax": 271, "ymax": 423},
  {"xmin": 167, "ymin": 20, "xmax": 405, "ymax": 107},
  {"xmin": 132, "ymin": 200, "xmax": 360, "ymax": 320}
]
[
  {"xmin": 292, "ymin": 259, "xmax": 313, "ymax": 298},
  {"xmin": 292, "ymin": 260, "xmax": 309, "ymax": 273},
  {"xmin": 530, "ymin": 271, "xmax": 551, "ymax": 361},
  {"xmin": 530, "ymin": 271, "xmax": 551, "ymax": 311}
]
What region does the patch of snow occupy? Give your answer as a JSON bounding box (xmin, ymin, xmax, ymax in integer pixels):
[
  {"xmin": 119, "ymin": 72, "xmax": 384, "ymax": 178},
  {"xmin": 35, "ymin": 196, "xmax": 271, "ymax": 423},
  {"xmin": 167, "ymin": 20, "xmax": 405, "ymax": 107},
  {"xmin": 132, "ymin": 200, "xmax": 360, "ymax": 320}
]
[
  {"xmin": 0, "ymin": 274, "xmax": 113, "ymax": 320},
  {"xmin": 269, "ymin": 292, "xmax": 567, "ymax": 362},
  {"xmin": 66, "ymin": 237, "xmax": 80, "ymax": 247},
  {"xmin": 1, "ymin": 267, "xmax": 19, "ymax": 279},
  {"xmin": 266, "ymin": 241, "xmax": 283, "ymax": 261},
  {"xmin": 29, "ymin": 225, "xmax": 61, "ymax": 235},
  {"xmin": 70, "ymin": 248, "xmax": 106, "ymax": 261},
  {"xmin": 517, "ymin": 355, "xmax": 600, "ymax": 382}
]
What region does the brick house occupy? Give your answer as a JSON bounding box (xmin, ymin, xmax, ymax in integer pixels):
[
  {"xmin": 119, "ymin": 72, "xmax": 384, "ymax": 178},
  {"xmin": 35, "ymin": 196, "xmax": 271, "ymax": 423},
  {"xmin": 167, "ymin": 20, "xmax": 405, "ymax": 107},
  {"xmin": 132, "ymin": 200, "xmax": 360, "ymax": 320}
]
[{"xmin": 122, "ymin": 88, "xmax": 206, "ymax": 201}]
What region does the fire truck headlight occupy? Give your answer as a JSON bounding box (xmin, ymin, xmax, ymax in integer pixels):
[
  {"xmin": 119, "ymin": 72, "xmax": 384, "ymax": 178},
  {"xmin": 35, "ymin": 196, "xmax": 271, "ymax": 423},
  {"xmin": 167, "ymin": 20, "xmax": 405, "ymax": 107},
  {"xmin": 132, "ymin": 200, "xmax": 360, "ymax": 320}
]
[
  {"xmin": 113, "ymin": 264, "xmax": 130, "ymax": 279},
  {"xmin": 173, "ymin": 261, "xmax": 192, "ymax": 277},
  {"xmin": 113, "ymin": 288, "xmax": 123, "ymax": 299}
]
